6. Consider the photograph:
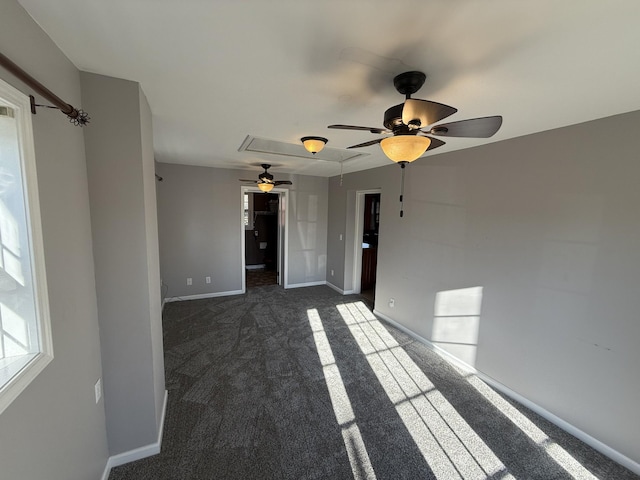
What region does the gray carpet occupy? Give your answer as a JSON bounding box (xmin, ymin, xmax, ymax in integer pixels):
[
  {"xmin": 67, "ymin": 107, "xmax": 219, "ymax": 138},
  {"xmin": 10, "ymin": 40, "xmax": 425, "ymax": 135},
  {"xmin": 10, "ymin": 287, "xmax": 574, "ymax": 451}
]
[{"xmin": 109, "ymin": 285, "xmax": 637, "ymax": 480}]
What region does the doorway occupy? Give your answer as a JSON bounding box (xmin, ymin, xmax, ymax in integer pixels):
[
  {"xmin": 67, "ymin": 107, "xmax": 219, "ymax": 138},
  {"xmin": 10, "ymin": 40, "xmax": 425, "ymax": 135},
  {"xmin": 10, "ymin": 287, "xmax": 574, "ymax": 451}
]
[
  {"xmin": 241, "ymin": 188, "xmax": 287, "ymax": 291},
  {"xmin": 353, "ymin": 189, "xmax": 381, "ymax": 304},
  {"xmin": 360, "ymin": 193, "xmax": 380, "ymax": 303}
]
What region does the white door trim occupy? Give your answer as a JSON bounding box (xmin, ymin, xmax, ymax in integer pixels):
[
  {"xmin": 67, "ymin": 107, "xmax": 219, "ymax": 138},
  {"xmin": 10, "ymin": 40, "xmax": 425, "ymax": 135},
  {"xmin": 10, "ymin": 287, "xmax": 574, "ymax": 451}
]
[
  {"xmin": 240, "ymin": 187, "xmax": 288, "ymax": 292},
  {"xmin": 278, "ymin": 189, "xmax": 289, "ymax": 288}
]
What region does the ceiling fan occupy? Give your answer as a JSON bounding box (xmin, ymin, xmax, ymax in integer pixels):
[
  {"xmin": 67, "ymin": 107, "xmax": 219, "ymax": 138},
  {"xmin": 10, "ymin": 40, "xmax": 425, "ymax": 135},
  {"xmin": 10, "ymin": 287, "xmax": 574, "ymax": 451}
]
[
  {"xmin": 328, "ymin": 70, "xmax": 502, "ymax": 162},
  {"xmin": 239, "ymin": 164, "xmax": 292, "ymax": 192},
  {"xmin": 328, "ymin": 71, "xmax": 502, "ymax": 217}
]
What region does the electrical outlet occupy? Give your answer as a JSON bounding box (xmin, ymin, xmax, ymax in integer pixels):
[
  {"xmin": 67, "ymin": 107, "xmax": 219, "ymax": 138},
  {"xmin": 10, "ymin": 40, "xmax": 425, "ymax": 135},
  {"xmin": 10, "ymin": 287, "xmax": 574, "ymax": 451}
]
[
  {"xmin": 388, "ymin": 298, "xmax": 395, "ymax": 308},
  {"xmin": 94, "ymin": 378, "xmax": 102, "ymax": 403},
  {"xmin": 186, "ymin": 277, "xmax": 192, "ymax": 285},
  {"xmin": 254, "ymin": 230, "xmax": 259, "ymax": 237},
  {"xmin": 205, "ymin": 276, "xmax": 211, "ymax": 284}
]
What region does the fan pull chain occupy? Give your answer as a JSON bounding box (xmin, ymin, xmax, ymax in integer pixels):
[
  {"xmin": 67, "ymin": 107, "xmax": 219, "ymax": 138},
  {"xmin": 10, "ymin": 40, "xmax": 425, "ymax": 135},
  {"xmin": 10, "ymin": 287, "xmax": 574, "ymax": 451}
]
[
  {"xmin": 340, "ymin": 161, "xmax": 343, "ymax": 187},
  {"xmin": 399, "ymin": 162, "xmax": 406, "ymax": 217}
]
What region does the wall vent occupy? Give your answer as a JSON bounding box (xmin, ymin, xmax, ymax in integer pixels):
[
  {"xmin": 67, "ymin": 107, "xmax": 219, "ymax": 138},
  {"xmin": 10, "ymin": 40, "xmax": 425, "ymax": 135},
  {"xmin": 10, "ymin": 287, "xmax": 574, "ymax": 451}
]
[{"xmin": 238, "ymin": 135, "xmax": 368, "ymax": 163}]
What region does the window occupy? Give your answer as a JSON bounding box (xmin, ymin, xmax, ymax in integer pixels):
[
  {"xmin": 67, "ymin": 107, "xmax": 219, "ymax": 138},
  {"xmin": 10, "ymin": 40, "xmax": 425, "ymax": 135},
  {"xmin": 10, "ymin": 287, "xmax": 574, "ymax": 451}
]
[
  {"xmin": 244, "ymin": 192, "xmax": 253, "ymax": 230},
  {"xmin": 0, "ymin": 78, "xmax": 52, "ymax": 414}
]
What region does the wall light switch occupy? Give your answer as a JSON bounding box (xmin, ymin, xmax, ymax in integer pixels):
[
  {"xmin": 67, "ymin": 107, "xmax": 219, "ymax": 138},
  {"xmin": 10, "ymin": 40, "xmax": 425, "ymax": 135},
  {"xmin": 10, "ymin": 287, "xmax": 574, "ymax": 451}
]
[
  {"xmin": 339, "ymin": 234, "xmax": 343, "ymax": 241},
  {"xmin": 205, "ymin": 276, "xmax": 211, "ymax": 284},
  {"xmin": 331, "ymin": 269, "xmax": 334, "ymax": 276},
  {"xmin": 186, "ymin": 277, "xmax": 192, "ymax": 286}
]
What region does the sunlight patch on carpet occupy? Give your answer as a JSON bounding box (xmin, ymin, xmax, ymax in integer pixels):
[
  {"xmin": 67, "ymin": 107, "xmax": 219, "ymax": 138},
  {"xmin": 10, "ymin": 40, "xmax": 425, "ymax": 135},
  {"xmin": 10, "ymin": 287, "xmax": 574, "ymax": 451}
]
[
  {"xmin": 307, "ymin": 308, "xmax": 377, "ymax": 480},
  {"xmin": 337, "ymin": 301, "xmax": 513, "ymax": 480},
  {"xmin": 466, "ymin": 375, "xmax": 598, "ymax": 479}
]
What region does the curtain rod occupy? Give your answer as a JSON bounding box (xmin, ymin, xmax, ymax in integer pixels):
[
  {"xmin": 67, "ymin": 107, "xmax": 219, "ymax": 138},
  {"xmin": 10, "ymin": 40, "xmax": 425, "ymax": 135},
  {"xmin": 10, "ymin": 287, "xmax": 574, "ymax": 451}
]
[{"xmin": 0, "ymin": 51, "xmax": 89, "ymax": 126}]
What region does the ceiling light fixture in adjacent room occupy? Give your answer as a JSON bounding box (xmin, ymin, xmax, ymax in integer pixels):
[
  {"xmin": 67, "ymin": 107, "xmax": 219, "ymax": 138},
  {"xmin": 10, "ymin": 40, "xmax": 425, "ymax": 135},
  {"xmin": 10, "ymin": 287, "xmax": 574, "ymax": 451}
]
[
  {"xmin": 301, "ymin": 136, "xmax": 328, "ymax": 154},
  {"xmin": 239, "ymin": 164, "xmax": 292, "ymax": 192},
  {"xmin": 257, "ymin": 182, "xmax": 274, "ymax": 193}
]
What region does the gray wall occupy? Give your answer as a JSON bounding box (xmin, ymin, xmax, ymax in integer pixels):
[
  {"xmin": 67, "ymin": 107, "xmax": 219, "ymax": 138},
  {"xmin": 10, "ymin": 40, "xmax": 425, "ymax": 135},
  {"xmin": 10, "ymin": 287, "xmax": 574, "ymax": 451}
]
[
  {"xmin": 156, "ymin": 163, "xmax": 328, "ymax": 298},
  {"xmin": 0, "ymin": 1, "xmax": 109, "ymax": 479},
  {"xmin": 327, "ymin": 110, "xmax": 640, "ymax": 464},
  {"xmin": 81, "ymin": 73, "xmax": 165, "ymax": 455},
  {"xmin": 287, "ymin": 174, "xmax": 329, "ymax": 285}
]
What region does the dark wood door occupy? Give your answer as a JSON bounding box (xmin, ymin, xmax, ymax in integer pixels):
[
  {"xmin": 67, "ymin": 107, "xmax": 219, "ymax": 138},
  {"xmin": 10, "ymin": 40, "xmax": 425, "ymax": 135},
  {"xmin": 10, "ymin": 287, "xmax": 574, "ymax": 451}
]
[
  {"xmin": 361, "ymin": 193, "xmax": 380, "ymax": 292},
  {"xmin": 361, "ymin": 247, "xmax": 378, "ymax": 291}
]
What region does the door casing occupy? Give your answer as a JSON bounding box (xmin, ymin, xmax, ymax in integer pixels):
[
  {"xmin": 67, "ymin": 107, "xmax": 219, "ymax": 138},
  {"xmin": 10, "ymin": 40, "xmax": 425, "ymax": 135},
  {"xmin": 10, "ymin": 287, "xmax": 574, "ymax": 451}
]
[{"xmin": 240, "ymin": 186, "xmax": 289, "ymax": 292}]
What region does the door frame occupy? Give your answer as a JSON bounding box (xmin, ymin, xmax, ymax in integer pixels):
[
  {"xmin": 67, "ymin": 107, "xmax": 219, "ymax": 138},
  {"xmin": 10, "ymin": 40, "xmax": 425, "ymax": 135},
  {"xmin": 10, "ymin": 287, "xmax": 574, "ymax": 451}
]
[
  {"xmin": 240, "ymin": 186, "xmax": 289, "ymax": 292},
  {"xmin": 352, "ymin": 188, "xmax": 381, "ymax": 294}
]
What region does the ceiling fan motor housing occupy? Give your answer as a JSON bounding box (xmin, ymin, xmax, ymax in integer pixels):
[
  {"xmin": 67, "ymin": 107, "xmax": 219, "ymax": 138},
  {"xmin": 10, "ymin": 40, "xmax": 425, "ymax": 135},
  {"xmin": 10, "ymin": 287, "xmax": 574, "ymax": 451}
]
[
  {"xmin": 384, "ymin": 72, "xmax": 429, "ymax": 132},
  {"xmin": 259, "ymin": 164, "xmax": 274, "ymax": 182},
  {"xmin": 384, "ymin": 104, "xmax": 413, "ymax": 133}
]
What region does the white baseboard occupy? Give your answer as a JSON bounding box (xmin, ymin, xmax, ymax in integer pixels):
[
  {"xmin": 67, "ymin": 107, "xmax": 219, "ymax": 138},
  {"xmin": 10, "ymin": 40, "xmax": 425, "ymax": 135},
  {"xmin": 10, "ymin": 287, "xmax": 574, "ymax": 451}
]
[
  {"xmin": 373, "ymin": 310, "xmax": 640, "ymax": 476},
  {"xmin": 322, "ymin": 281, "xmax": 357, "ymax": 295},
  {"xmin": 101, "ymin": 390, "xmax": 168, "ymax": 480},
  {"xmin": 285, "ymin": 280, "xmax": 326, "ymax": 289},
  {"xmin": 165, "ymin": 290, "xmax": 243, "ymax": 302},
  {"xmin": 325, "ymin": 281, "xmax": 344, "ymax": 294}
]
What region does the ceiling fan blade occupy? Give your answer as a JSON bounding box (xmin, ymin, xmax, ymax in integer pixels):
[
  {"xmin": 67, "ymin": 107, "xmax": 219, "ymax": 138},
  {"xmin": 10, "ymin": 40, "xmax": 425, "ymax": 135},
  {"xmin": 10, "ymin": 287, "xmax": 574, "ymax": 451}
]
[
  {"xmin": 274, "ymin": 180, "xmax": 292, "ymax": 186},
  {"xmin": 429, "ymin": 116, "xmax": 503, "ymax": 138},
  {"xmin": 239, "ymin": 179, "xmax": 258, "ymax": 183},
  {"xmin": 402, "ymin": 99, "xmax": 457, "ymax": 129},
  {"xmin": 347, "ymin": 138, "xmax": 384, "ymax": 149},
  {"xmin": 328, "ymin": 124, "xmax": 391, "ymax": 135},
  {"xmin": 418, "ymin": 135, "xmax": 446, "ymax": 152}
]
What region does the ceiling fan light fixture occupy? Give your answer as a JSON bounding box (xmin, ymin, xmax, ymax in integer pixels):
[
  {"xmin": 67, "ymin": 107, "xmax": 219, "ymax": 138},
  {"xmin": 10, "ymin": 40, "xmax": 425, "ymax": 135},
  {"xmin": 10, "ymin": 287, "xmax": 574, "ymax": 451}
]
[
  {"xmin": 301, "ymin": 136, "xmax": 328, "ymax": 154},
  {"xmin": 258, "ymin": 182, "xmax": 274, "ymax": 193},
  {"xmin": 380, "ymin": 135, "xmax": 431, "ymax": 163}
]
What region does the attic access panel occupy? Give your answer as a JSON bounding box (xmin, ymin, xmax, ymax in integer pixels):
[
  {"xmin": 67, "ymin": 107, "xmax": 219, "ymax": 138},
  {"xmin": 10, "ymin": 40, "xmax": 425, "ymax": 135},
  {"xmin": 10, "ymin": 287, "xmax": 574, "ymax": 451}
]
[{"xmin": 238, "ymin": 135, "xmax": 369, "ymax": 163}]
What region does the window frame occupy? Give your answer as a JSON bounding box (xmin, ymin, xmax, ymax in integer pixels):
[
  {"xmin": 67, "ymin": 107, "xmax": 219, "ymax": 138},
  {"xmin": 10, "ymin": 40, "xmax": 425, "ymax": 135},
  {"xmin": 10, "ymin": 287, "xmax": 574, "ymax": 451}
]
[
  {"xmin": 244, "ymin": 192, "xmax": 254, "ymax": 230},
  {"xmin": 0, "ymin": 77, "xmax": 53, "ymax": 415}
]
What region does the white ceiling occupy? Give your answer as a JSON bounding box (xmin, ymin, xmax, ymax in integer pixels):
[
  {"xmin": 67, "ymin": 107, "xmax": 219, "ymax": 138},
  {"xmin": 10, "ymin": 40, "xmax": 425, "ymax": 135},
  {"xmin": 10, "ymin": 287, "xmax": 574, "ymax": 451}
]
[{"xmin": 18, "ymin": 0, "xmax": 640, "ymax": 178}]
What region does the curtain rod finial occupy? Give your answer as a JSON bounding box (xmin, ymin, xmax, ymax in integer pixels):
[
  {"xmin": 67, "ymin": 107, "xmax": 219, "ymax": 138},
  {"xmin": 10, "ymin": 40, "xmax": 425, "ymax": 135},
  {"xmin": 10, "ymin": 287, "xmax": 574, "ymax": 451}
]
[{"xmin": 66, "ymin": 108, "xmax": 90, "ymax": 126}]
